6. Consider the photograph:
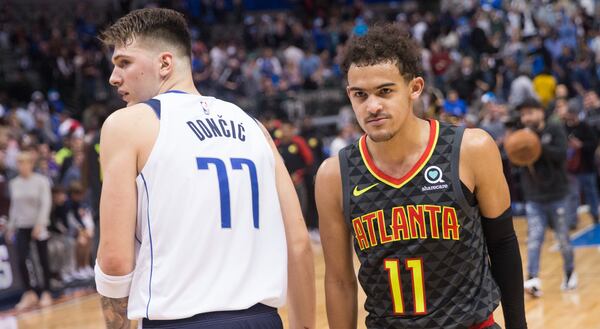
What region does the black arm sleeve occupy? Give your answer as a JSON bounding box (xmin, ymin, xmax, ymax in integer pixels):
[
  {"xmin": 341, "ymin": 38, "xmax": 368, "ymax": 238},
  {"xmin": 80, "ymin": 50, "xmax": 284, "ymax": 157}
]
[{"xmin": 481, "ymin": 208, "xmax": 527, "ymax": 329}]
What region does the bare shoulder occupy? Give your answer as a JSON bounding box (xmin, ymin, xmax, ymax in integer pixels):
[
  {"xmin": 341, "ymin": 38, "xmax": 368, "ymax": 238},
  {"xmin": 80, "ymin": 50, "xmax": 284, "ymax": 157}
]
[
  {"xmin": 461, "ymin": 127, "xmax": 499, "ymax": 159},
  {"xmin": 102, "ymin": 104, "xmax": 151, "ymax": 134},
  {"xmin": 316, "ymin": 156, "xmax": 341, "ymax": 183},
  {"xmin": 101, "ymin": 103, "xmax": 158, "ymax": 143},
  {"xmin": 315, "ymin": 156, "xmax": 343, "ymax": 213}
]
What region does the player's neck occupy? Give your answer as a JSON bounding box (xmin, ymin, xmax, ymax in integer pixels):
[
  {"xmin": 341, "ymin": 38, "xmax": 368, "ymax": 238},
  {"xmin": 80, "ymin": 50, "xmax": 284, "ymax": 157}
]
[
  {"xmin": 158, "ymin": 73, "xmax": 201, "ymax": 96},
  {"xmin": 366, "ymin": 117, "xmax": 431, "ymax": 169}
]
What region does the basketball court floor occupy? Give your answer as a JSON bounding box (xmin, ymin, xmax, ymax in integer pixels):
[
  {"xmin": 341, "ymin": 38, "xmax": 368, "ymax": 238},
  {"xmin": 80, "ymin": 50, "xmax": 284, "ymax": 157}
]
[{"xmin": 2, "ymin": 215, "xmax": 600, "ymax": 329}]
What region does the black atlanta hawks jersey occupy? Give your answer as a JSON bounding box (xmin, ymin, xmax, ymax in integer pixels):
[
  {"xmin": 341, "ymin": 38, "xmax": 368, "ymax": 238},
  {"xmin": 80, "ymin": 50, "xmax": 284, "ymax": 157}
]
[{"xmin": 339, "ymin": 120, "xmax": 500, "ymax": 329}]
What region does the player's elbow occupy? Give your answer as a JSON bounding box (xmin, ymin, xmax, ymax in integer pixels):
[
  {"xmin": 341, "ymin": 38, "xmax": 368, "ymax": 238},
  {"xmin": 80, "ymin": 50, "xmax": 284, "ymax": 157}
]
[
  {"xmin": 288, "ymin": 232, "xmax": 313, "ymax": 264},
  {"xmin": 97, "ymin": 254, "xmax": 134, "ymax": 276}
]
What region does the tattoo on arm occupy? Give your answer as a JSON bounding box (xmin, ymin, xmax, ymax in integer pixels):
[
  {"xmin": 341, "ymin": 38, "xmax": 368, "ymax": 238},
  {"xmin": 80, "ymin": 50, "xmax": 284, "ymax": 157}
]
[{"xmin": 100, "ymin": 296, "xmax": 130, "ymax": 329}]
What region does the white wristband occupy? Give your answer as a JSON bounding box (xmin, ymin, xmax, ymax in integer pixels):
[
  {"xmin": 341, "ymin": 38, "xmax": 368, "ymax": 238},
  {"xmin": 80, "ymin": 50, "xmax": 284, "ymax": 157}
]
[{"xmin": 94, "ymin": 261, "xmax": 134, "ymax": 298}]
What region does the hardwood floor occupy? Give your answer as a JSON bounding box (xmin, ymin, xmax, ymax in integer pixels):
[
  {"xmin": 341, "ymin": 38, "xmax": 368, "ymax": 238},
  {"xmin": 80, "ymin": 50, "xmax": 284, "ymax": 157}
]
[{"xmin": 6, "ymin": 216, "xmax": 600, "ymax": 329}]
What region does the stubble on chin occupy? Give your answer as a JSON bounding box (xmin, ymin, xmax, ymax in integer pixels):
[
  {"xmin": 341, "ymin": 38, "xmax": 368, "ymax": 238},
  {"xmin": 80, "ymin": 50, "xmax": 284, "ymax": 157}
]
[{"xmin": 367, "ymin": 131, "xmax": 394, "ymax": 143}]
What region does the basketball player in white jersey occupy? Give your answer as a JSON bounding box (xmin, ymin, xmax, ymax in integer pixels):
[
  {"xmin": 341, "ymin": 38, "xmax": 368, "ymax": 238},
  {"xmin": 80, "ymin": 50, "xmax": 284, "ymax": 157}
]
[{"xmin": 94, "ymin": 8, "xmax": 315, "ymax": 329}]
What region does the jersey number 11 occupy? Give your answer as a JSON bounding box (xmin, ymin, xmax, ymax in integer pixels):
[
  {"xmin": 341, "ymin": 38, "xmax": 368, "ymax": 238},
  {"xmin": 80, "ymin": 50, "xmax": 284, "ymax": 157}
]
[{"xmin": 384, "ymin": 258, "xmax": 427, "ymax": 315}]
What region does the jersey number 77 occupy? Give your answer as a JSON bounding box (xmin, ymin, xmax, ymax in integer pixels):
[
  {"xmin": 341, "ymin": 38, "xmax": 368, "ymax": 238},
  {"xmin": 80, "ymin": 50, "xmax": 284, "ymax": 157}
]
[{"xmin": 196, "ymin": 157, "xmax": 259, "ymax": 229}]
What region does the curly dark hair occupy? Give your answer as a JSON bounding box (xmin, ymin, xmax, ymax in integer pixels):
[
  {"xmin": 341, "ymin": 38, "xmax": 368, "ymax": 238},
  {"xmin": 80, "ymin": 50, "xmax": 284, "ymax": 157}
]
[
  {"xmin": 342, "ymin": 23, "xmax": 423, "ymax": 80},
  {"xmin": 99, "ymin": 8, "xmax": 191, "ymax": 59}
]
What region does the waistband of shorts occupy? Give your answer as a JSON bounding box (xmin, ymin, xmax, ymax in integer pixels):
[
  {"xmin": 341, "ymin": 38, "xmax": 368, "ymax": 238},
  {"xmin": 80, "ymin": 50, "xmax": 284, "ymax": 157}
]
[
  {"xmin": 468, "ymin": 314, "xmax": 495, "ymax": 329},
  {"xmin": 142, "ymin": 303, "xmax": 277, "ymax": 326}
]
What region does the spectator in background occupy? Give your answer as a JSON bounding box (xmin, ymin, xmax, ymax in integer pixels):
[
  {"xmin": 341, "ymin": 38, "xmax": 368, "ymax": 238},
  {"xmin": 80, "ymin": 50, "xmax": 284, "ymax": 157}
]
[
  {"xmin": 67, "ymin": 182, "xmax": 94, "ymax": 280},
  {"xmin": 429, "ymin": 40, "xmax": 452, "ymax": 93},
  {"xmin": 275, "ymin": 119, "xmax": 314, "ymax": 221},
  {"xmin": 0, "ymin": 144, "xmax": 10, "ymax": 224},
  {"xmin": 443, "ymin": 89, "xmax": 468, "ymax": 118},
  {"xmin": 480, "ymin": 95, "xmax": 508, "ymax": 144},
  {"xmin": 14, "ymin": 101, "xmax": 35, "ymax": 133},
  {"xmin": 562, "ymin": 101, "xmax": 600, "ymax": 226},
  {"xmin": 57, "ymin": 111, "xmax": 84, "ymax": 140},
  {"xmin": 516, "ymin": 99, "xmax": 576, "ymax": 297},
  {"xmin": 192, "ymin": 50, "xmax": 214, "ymax": 94},
  {"xmin": 217, "ymin": 57, "xmax": 244, "ymax": 102},
  {"xmin": 256, "ymin": 47, "xmax": 282, "ymax": 80},
  {"xmin": 27, "ymin": 91, "xmax": 49, "ymax": 121},
  {"xmin": 6, "ymin": 150, "xmax": 53, "ymax": 309},
  {"xmin": 36, "ymin": 143, "xmax": 60, "ymax": 184},
  {"xmin": 571, "ymin": 56, "xmax": 596, "ymax": 96},
  {"xmin": 450, "ymin": 56, "xmax": 485, "ymax": 103},
  {"xmin": 509, "ymin": 66, "xmax": 538, "ymax": 107},
  {"xmin": 300, "ymin": 117, "xmax": 326, "ymax": 239},
  {"xmin": 300, "ymin": 47, "xmax": 321, "ymax": 89},
  {"xmin": 61, "ymin": 150, "xmax": 84, "ymax": 188},
  {"xmin": 533, "ymin": 68, "xmax": 557, "ymax": 108},
  {"xmin": 556, "ymin": 46, "xmax": 575, "ymax": 89},
  {"xmin": 47, "ymin": 186, "xmax": 75, "ymax": 284},
  {"xmin": 583, "ymin": 90, "xmax": 600, "ymax": 135},
  {"xmin": 256, "ymin": 78, "xmax": 285, "ymax": 118},
  {"xmin": 31, "ymin": 115, "xmax": 59, "ymax": 148},
  {"xmin": 329, "ymin": 124, "xmax": 355, "ymax": 157}
]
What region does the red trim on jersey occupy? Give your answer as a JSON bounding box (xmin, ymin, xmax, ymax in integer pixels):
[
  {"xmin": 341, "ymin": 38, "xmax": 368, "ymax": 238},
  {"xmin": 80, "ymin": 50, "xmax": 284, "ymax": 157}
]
[
  {"xmin": 468, "ymin": 314, "xmax": 495, "ymax": 329},
  {"xmin": 359, "ymin": 119, "xmax": 438, "ymax": 188}
]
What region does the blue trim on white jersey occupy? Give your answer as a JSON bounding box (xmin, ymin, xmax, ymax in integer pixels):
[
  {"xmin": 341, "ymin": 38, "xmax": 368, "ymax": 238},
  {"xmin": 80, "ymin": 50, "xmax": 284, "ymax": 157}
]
[
  {"xmin": 144, "ymin": 99, "xmax": 161, "ymax": 119},
  {"xmin": 165, "ymin": 90, "xmax": 188, "ymax": 94},
  {"xmin": 140, "ymin": 173, "xmax": 154, "ymax": 319}
]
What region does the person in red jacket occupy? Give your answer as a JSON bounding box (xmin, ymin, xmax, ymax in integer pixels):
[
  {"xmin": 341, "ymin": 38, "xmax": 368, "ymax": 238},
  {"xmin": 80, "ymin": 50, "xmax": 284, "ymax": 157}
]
[{"xmin": 275, "ymin": 119, "xmax": 314, "ymax": 220}]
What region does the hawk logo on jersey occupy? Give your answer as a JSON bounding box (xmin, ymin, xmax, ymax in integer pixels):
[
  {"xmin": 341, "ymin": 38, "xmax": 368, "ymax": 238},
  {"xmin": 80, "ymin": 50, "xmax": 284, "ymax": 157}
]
[{"xmin": 353, "ymin": 183, "xmax": 379, "ymax": 197}]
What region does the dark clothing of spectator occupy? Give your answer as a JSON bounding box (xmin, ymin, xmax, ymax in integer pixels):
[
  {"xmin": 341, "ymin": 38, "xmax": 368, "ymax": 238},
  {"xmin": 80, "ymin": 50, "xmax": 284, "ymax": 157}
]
[
  {"xmin": 276, "ymin": 135, "xmax": 314, "ymax": 185},
  {"xmin": 519, "ymin": 121, "xmax": 569, "ymax": 203},
  {"xmin": 565, "ymin": 121, "xmax": 598, "ymax": 174}
]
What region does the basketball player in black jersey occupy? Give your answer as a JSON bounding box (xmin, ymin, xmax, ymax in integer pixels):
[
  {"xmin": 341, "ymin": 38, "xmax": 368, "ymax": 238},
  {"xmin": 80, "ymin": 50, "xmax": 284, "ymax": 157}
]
[{"xmin": 316, "ymin": 24, "xmax": 527, "ymax": 329}]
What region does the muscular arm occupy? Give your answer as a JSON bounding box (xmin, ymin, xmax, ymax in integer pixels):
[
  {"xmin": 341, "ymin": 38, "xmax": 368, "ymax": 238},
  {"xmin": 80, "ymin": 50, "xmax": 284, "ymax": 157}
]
[
  {"xmin": 96, "ymin": 109, "xmax": 139, "ymax": 328},
  {"xmin": 259, "ymin": 123, "xmax": 316, "ymax": 329},
  {"xmin": 462, "ymin": 129, "xmax": 527, "ymax": 329},
  {"xmin": 315, "ymin": 157, "xmax": 357, "ymax": 329}
]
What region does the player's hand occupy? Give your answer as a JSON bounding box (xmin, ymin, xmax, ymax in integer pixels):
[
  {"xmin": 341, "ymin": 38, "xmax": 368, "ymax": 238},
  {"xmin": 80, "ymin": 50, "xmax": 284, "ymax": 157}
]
[
  {"xmin": 4, "ymin": 229, "xmax": 14, "ymax": 244},
  {"xmin": 291, "ymin": 172, "xmax": 303, "ymax": 186},
  {"xmin": 32, "ymin": 225, "xmax": 42, "ymax": 240},
  {"xmin": 568, "ymin": 136, "xmax": 583, "ymax": 149}
]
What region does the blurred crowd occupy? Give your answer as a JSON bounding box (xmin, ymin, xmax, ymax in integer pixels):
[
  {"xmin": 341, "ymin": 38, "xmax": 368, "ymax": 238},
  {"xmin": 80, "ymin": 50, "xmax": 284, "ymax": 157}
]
[{"xmin": 1, "ymin": 0, "xmax": 600, "ymax": 307}]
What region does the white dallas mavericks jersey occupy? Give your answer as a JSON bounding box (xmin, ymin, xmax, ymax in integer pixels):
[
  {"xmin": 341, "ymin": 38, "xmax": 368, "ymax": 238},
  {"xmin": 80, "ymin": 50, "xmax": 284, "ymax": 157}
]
[{"xmin": 128, "ymin": 91, "xmax": 287, "ymax": 320}]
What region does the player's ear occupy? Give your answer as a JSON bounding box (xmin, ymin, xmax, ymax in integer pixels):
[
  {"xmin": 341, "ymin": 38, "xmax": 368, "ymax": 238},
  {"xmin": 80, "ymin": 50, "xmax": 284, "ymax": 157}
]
[
  {"xmin": 409, "ymin": 77, "xmax": 424, "ymax": 100},
  {"xmin": 158, "ymin": 52, "xmax": 174, "ymax": 78}
]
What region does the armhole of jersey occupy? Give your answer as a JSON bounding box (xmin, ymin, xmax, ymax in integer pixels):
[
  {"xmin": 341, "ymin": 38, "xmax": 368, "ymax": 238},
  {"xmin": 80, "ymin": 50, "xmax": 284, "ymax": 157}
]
[
  {"xmin": 338, "ymin": 147, "xmax": 351, "ymax": 222},
  {"xmin": 144, "ymin": 99, "xmax": 161, "ymax": 119},
  {"xmin": 450, "ymin": 126, "xmax": 476, "ymax": 217},
  {"xmin": 136, "ymin": 98, "xmax": 162, "ymax": 177}
]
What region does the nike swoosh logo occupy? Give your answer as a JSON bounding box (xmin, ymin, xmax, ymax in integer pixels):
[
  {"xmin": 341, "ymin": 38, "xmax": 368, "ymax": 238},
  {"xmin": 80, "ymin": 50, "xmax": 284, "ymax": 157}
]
[{"xmin": 353, "ymin": 183, "xmax": 379, "ymax": 197}]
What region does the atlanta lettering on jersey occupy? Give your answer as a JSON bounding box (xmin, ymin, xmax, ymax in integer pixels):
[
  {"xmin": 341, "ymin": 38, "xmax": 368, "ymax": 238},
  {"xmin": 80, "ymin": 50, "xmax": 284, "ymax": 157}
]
[
  {"xmin": 187, "ymin": 117, "xmax": 246, "ymax": 142},
  {"xmin": 352, "ymin": 204, "xmax": 460, "ymax": 251}
]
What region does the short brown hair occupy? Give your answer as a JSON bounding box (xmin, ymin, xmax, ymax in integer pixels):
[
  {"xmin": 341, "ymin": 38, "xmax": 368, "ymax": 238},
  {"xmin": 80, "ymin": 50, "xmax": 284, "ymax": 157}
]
[
  {"xmin": 100, "ymin": 8, "xmax": 191, "ymax": 59},
  {"xmin": 342, "ymin": 23, "xmax": 423, "ymax": 80}
]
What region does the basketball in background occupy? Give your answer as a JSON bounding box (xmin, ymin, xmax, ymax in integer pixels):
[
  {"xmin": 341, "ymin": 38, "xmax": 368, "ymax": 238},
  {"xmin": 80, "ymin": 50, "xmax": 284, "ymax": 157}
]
[{"xmin": 504, "ymin": 128, "xmax": 542, "ymax": 166}]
